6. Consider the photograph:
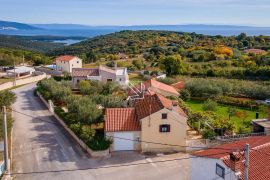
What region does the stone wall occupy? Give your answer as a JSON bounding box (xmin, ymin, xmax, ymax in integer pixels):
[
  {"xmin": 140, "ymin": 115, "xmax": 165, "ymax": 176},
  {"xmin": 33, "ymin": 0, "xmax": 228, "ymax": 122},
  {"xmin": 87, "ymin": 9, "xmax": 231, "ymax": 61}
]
[{"xmin": 0, "ymin": 72, "xmax": 47, "ymax": 91}]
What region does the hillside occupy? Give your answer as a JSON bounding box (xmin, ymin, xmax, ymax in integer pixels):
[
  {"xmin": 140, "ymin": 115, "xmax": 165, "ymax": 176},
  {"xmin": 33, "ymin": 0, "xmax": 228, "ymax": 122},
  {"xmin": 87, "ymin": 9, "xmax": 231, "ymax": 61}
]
[
  {"xmin": 51, "ymin": 30, "xmax": 270, "ymax": 80},
  {"xmin": 51, "ymin": 30, "xmax": 270, "ymax": 58},
  {"xmin": 0, "ymin": 20, "xmax": 40, "ymax": 30},
  {"xmin": 0, "ymin": 35, "xmax": 67, "ymax": 53}
]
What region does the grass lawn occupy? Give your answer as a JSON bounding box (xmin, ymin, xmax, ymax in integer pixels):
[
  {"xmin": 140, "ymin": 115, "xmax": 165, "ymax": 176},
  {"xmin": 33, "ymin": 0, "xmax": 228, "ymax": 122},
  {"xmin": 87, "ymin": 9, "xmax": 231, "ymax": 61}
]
[
  {"xmin": 129, "ymin": 73, "xmax": 145, "ymax": 85},
  {"xmin": 185, "ymin": 100, "xmax": 268, "ymax": 133}
]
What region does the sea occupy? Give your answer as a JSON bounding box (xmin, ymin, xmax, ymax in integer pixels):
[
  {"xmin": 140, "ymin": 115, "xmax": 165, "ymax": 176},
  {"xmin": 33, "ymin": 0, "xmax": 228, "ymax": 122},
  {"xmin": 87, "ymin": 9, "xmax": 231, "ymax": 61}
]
[{"xmin": 0, "ymin": 27, "xmax": 270, "ymax": 40}]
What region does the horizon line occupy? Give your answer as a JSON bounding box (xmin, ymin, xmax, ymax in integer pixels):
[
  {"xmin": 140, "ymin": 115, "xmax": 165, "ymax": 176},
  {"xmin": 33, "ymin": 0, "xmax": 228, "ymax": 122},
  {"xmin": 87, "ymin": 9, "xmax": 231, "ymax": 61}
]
[{"xmin": 1, "ymin": 20, "xmax": 270, "ymax": 28}]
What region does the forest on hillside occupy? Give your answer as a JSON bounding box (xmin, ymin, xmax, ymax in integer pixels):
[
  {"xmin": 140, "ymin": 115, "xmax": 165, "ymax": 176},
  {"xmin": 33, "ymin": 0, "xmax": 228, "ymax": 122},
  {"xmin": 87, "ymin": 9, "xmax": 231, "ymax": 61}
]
[
  {"xmin": 0, "ymin": 30, "xmax": 270, "ymax": 80},
  {"xmin": 51, "ymin": 30, "xmax": 270, "ymax": 80}
]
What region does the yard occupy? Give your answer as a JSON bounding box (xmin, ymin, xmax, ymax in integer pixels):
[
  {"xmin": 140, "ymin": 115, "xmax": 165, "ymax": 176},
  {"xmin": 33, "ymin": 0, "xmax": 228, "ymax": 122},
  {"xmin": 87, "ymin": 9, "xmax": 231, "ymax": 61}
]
[
  {"xmin": 129, "ymin": 73, "xmax": 145, "ymax": 85},
  {"xmin": 185, "ymin": 99, "xmax": 268, "ymax": 133}
]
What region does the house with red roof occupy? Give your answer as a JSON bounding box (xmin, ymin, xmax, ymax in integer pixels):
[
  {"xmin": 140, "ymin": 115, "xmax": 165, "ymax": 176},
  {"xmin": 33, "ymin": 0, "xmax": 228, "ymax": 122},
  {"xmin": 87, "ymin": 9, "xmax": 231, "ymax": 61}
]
[
  {"xmin": 128, "ymin": 78, "xmax": 180, "ymax": 100},
  {"xmin": 244, "ymin": 49, "xmax": 266, "ymax": 55},
  {"xmin": 105, "ymin": 93, "xmax": 187, "ymax": 152},
  {"xmin": 171, "ymin": 81, "xmax": 185, "ymax": 91},
  {"xmin": 55, "ymin": 55, "xmax": 82, "ymax": 73},
  {"xmin": 191, "ymin": 136, "xmax": 270, "ymax": 180}
]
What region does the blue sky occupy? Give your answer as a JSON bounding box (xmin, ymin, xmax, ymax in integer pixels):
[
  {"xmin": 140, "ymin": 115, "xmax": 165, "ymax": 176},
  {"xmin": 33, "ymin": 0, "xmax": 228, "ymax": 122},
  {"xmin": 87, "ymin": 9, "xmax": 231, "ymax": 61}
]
[{"xmin": 0, "ymin": 0, "xmax": 270, "ymax": 26}]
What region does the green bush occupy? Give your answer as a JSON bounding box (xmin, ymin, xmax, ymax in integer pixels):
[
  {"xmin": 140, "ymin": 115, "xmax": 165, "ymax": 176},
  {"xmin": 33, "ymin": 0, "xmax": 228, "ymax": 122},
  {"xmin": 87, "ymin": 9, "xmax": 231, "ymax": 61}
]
[
  {"xmin": 0, "ymin": 90, "xmax": 16, "ymax": 107},
  {"xmin": 202, "ymin": 99, "xmax": 218, "ymax": 111},
  {"xmin": 202, "ymin": 129, "xmax": 216, "ymax": 139},
  {"xmin": 87, "ymin": 137, "xmax": 112, "ymax": 151},
  {"xmin": 179, "ymin": 89, "xmax": 191, "ymax": 101},
  {"xmin": 70, "ymin": 123, "xmax": 81, "ymax": 135},
  {"xmin": 215, "ymin": 96, "xmax": 258, "ymax": 109},
  {"xmin": 79, "ymin": 126, "xmax": 96, "ymax": 142}
]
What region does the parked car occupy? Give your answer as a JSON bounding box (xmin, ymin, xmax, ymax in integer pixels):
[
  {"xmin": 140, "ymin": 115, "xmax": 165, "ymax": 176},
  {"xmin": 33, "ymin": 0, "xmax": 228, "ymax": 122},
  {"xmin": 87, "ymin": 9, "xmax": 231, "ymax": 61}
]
[{"xmin": 265, "ymin": 99, "xmax": 270, "ymax": 105}]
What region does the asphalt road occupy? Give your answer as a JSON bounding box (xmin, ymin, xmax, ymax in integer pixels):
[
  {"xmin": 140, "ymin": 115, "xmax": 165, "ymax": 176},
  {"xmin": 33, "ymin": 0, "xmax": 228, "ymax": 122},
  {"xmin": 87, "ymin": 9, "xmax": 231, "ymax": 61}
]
[{"xmin": 12, "ymin": 83, "xmax": 190, "ymax": 180}]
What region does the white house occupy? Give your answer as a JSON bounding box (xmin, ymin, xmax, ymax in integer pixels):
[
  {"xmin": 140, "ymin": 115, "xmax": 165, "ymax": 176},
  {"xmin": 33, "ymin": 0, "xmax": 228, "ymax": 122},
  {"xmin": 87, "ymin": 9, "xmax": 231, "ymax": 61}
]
[
  {"xmin": 55, "ymin": 55, "xmax": 82, "ymax": 73},
  {"xmin": 191, "ymin": 136, "xmax": 270, "ymax": 180},
  {"xmin": 72, "ymin": 65, "xmax": 129, "ymax": 87}
]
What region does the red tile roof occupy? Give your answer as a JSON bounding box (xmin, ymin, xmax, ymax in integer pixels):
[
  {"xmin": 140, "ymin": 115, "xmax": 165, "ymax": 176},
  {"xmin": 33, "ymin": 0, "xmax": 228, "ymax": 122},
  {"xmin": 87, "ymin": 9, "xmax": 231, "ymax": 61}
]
[
  {"xmin": 134, "ymin": 94, "xmax": 165, "ymax": 119},
  {"xmin": 244, "ymin": 49, "xmax": 266, "ymax": 55},
  {"xmin": 193, "ymin": 136, "xmax": 270, "ymax": 180},
  {"xmin": 171, "ymin": 81, "xmax": 185, "ymax": 90},
  {"xmin": 146, "ymin": 79, "xmax": 180, "ymax": 95},
  {"xmin": 134, "ymin": 94, "xmax": 186, "ymax": 119},
  {"xmin": 105, "ymin": 93, "xmax": 186, "ymax": 132},
  {"xmin": 105, "ymin": 108, "xmax": 140, "ymax": 132},
  {"xmin": 56, "ymin": 55, "xmax": 77, "ymax": 62},
  {"xmin": 72, "ymin": 68, "xmax": 99, "ymax": 77},
  {"xmin": 128, "ymin": 79, "xmax": 179, "ymax": 97}
]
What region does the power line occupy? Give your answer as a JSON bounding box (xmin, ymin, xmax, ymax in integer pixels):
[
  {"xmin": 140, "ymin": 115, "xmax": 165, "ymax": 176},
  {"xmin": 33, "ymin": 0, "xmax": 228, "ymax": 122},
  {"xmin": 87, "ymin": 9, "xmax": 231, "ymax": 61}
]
[
  {"xmin": 9, "ymin": 107, "xmax": 241, "ymax": 151},
  {"xmin": 7, "ymin": 151, "xmax": 237, "ymax": 176},
  {"xmin": 7, "ymin": 108, "xmax": 259, "ymax": 178}
]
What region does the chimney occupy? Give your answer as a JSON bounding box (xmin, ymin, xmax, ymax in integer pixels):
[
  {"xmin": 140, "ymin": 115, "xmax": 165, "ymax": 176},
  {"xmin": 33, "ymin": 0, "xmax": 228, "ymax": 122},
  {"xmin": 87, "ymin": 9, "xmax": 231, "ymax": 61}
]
[{"xmin": 229, "ymin": 152, "xmax": 242, "ymax": 172}]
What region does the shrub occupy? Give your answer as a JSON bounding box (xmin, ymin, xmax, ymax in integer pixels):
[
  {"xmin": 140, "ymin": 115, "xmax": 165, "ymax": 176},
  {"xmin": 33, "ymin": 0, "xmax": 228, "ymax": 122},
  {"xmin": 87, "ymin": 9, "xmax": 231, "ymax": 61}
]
[
  {"xmin": 157, "ymin": 77, "xmax": 177, "ymax": 85},
  {"xmin": 0, "ymin": 90, "xmax": 16, "ymax": 107},
  {"xmin": 132, "ymin": 59, "xmax": 144, "ymax": 70},
  {"xmin": 70, "ymin": 123, "xmax": 81, "ymax": 135},
  {"xmin": 202, "ymin": 99, "xmax": 218, "ymax": 111},
  {"xmin": 54, "ymin": 106, "xmax": 66, "ymax": 119},
  {"xmin": 79, "ymin": 126, "xmax": 96, "ymax": 142},
  {"xmin": 79, "ymin": 80, "xmax": 92, "ymax": 95},
  {"xmin": 202, "ymin": 129, "xmax": 216, "ymax": 139},
  {"xmin": 179, "ymin": 89, "xmax": 191, "ymax": 101},
  {"xmin": 87, "ymin": 137, "xmax": 112, "ymax": 151}
]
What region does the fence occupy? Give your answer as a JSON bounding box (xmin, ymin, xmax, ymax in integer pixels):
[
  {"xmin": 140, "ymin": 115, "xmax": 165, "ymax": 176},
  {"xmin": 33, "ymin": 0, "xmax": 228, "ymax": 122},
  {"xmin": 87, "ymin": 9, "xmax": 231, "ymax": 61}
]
[
  {"xmin": 187, "ymin": 132, "xmax": 267, "ymax": 151},
  {"xmin": 216, "ymin": 132, "xmax": 266, "ymax": 141}
]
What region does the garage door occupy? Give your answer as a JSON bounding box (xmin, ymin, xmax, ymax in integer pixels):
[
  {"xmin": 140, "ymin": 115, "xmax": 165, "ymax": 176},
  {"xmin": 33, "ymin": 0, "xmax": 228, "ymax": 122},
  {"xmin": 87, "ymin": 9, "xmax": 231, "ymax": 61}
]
[{"xmin": 113, "ymin": 132, "xmax": 135, "ymax": 151}]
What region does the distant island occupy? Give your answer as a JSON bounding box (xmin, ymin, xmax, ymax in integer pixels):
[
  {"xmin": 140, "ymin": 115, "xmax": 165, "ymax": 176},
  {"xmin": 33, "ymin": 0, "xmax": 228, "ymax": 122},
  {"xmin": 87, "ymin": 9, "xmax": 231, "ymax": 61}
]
[{"xmin": 0, "ymin": 20, "xmax": 270, "ymax": 36}]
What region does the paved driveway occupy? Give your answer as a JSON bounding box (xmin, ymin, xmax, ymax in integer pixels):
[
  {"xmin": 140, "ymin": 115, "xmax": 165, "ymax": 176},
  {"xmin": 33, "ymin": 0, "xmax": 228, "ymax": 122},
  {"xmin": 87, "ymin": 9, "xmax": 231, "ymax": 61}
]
[{"xmin": 12, "ymin": 83, "xmax": 190, "ymax": 180}]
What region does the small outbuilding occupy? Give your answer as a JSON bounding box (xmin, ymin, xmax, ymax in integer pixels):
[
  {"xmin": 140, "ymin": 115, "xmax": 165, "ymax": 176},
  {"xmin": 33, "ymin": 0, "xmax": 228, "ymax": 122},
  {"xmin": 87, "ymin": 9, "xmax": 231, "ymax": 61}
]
[{"xmin": 6, "ymin": 66, "xmax": 35, "ymax": 78}]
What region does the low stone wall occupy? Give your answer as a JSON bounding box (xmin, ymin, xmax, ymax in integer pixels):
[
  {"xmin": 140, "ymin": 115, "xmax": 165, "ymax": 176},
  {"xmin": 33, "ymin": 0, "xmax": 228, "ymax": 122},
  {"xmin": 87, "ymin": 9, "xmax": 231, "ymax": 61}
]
[
  {"xmin": 0, "ymin": 72, "xmax": 47, "ymax": 91},
  {"xmin": 0, "ymin": 82, "xmax": 13, "ymax": 91},
  {"xmin": 37, "ymin": 92, "xmax": 110, "ymax": 158},
  {"xmin": 88, "ymin": 148, "xmax": 110, "ymax": 158}
]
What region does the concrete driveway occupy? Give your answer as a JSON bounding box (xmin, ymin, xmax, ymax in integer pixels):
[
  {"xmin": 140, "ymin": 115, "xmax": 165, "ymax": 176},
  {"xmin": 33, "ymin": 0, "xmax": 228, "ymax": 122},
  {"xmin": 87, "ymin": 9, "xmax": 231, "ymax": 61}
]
[{"xmin": 11, "ymin": 83, "xmax": 190, "ymax": 180}]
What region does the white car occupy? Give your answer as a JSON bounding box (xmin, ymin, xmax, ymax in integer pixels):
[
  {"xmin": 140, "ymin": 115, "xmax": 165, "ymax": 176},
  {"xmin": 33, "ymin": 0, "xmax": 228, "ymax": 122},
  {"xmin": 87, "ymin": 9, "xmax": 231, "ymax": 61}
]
[{"xmin": 265, "ymin": 99, "xmax": 270, "ymax": 105}]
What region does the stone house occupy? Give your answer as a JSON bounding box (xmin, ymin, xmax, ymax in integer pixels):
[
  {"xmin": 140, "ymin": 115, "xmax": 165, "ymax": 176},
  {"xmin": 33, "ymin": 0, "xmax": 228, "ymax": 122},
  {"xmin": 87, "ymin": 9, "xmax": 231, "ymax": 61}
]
[{"xmin": 55, "ymin": 55, "xmax": 82, "ymax": 73}]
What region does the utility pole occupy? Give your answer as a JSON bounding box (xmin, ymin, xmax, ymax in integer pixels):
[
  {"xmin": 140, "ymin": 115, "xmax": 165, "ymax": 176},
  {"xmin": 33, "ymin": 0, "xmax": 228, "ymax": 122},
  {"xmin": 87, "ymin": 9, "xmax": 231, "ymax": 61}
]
[
  {"xmin": 2, "ymin": 106, "xmax": 10, "ymax": 176},
  {"xmin": 22, "ymin": 54, "xmax": 25, "ymax": 66},
  {"xmin": 244, "ymin": 143, "xmax": 249, "ymax": 180},
  {"xmin": 13, "ymin": 59, "xmax": 16, "ymax": 86}
]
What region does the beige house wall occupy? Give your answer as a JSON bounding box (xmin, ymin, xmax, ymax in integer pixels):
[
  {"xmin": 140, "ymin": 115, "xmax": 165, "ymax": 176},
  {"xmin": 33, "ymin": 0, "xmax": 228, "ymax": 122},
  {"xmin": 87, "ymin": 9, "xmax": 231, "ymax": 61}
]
[
  {"xmin": 56, "ymin": 57, "xmax": 82, "ymax": 73},
  {"xmin": 100, "ymin": 69, "xmax": 116, "ymax": 82},
  {"xmin": 140, "ymin": 108, "xmax": 187, "ymax": 152}
]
